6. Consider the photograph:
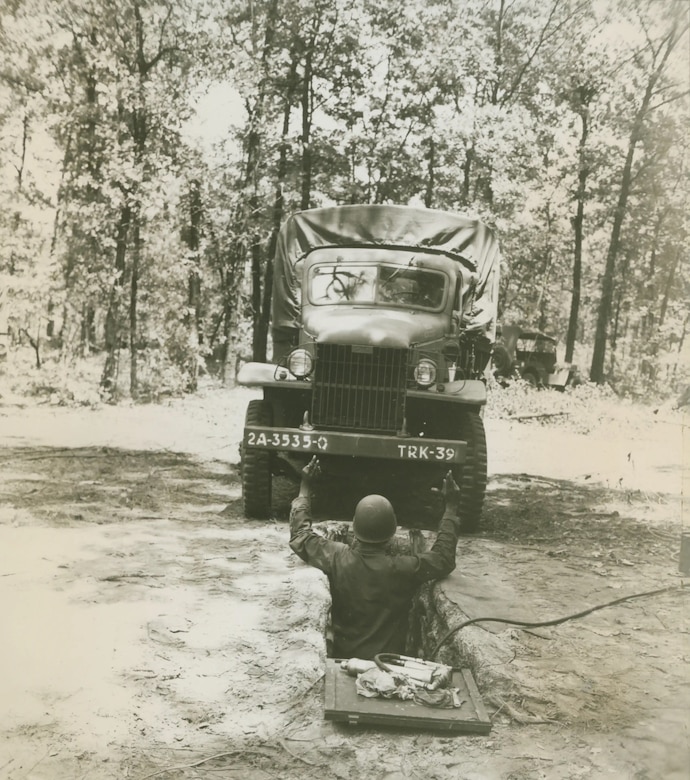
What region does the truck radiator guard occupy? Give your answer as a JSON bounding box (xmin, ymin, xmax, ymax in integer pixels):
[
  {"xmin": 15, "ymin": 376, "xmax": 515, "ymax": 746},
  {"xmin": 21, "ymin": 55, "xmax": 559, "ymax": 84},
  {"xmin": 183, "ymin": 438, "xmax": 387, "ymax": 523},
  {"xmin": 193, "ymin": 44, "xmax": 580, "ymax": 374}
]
[{"xmin": 312, "ymin": 343, "xmax": 407, "ymax": 433}]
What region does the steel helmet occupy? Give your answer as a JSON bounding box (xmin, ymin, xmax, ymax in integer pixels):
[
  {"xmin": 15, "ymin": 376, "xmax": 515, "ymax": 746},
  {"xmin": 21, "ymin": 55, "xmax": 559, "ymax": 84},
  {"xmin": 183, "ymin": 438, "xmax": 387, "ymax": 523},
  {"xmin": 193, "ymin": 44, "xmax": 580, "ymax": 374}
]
[{"xmin": 352, "ymin": 494, "xmax": 397, "ymax": 543}]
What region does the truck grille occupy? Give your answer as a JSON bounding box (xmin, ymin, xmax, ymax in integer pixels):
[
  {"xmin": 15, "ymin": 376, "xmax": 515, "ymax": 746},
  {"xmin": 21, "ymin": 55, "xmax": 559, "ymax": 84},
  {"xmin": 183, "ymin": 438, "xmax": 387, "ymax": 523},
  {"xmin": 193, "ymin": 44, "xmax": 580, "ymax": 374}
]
[{"xmin": 312, "ymin": 344, "xmax": 407, "ymax": 433}]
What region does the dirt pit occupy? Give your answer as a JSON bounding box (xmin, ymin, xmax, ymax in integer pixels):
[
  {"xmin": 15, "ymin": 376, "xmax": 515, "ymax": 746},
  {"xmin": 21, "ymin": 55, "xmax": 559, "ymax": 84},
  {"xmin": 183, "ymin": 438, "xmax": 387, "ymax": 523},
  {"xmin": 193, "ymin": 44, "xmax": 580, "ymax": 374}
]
[{"xmin": 0, "ymin": 385, "xmax": 688, "ymax": 779}]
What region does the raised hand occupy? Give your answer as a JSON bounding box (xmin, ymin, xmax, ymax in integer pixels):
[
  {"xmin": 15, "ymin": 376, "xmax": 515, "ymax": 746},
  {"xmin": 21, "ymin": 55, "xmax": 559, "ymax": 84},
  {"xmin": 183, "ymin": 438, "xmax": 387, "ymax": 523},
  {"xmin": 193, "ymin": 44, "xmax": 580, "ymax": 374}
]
[
  {"xmin": 302, "ymin": 456, "xmax": 322, "ymax": 485},
  {"xmin": 441, "ymin": 470, "xmax": 461, "ymax": 507}
]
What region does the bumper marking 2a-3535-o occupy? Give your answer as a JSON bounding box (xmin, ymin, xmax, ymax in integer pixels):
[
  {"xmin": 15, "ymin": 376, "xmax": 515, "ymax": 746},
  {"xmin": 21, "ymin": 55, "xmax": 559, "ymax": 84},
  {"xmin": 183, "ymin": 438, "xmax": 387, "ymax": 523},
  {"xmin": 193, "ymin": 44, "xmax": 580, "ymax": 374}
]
[
  {"xmin": 246, "ymin": 430, "xmax": 329, "ymax": 450},
  {"xmin": 244, "ymin": 427, "xmax": 465, "ymax": 463}
]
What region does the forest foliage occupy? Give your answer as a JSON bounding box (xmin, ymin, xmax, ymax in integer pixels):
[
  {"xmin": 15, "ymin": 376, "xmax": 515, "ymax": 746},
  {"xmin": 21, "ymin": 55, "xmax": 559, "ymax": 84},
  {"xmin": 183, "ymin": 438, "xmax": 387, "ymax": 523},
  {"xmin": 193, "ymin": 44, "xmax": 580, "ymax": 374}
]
[{"xmin": 0, "ymin": 0, "xmax": 688, "ymax": 402}]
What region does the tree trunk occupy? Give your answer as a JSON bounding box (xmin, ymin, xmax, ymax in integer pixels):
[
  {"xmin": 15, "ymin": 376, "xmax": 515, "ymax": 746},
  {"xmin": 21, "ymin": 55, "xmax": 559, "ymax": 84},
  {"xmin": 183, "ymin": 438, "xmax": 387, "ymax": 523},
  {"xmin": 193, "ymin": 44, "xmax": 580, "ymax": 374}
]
[
  {"xmin": 20, "ymin": 327, "xmax": 41, "ymax": 369},
  {"xmin": 100, "ymin": 204, "xmax": 131, "ymax": 398},
  {"xmin": 261, "ymin": 51, "xmax": 299, "ymax": 363},
  {"xmin": 566, "ymin": 100, "xmax": 590, "ymax": 364},
  {"xmin": 300, "ymin": 48, "xmax": 313, "ymax": 210},
  {"xmin": 250, "ymin": 230, "xmax": 264, "ymax": 361},
  {"xmin": 16, "ymin": 111, "xmax": 28, "ymax": 191},
  {"xmin": 129, "ymin": 216, "xmax": 140, "ymax": 399},
  {"xmin": 184, "ymin": 180, "xmax": 203, "ymax": 391},
  {"xmin": 658, "ymin": 248, "xmax": 680, "ymax": 327},
  {"xmin": 590, "ymin": 116, "xmax": 643, "ymax": 383},
  {"xmin": 424, "ymin": 136, "xmax": 435, "ymax": 208},
  {"xmin": 673, "ymin": 314, "xmax": 688, "ymax": 381},
  {"xmin": 80, "ymin": 306, "xmax": 96, "ymax": 355},
  {"xmin": 609, "ymin": 286, "xmax": 623, "ymax": 378},
  {"xmin": 222, "ymin": 273, "xmax": 244, "ymax": 387},
  {"xmin": 244, "ymin": 107, "xmax": 263, "ymax": 365},
  {"xmin": 245, "ymin": 0, "xmax": 280, "ymax": 363},
  {"xmin": 592, "ymin": 91, "xmax": 650, "ymax": 383},
  {"xmin": 534, "ymin": 203, "xmax": 553, "ymax": 329}
]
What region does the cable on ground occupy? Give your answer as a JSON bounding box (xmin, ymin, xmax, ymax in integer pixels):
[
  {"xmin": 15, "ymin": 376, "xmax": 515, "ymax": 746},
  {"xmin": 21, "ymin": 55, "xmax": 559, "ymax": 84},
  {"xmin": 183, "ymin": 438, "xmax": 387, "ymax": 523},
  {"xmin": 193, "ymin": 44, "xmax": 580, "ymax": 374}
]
[{"xmin": 431, "ymin": 582, "xmax": 688, "ymax": 660}]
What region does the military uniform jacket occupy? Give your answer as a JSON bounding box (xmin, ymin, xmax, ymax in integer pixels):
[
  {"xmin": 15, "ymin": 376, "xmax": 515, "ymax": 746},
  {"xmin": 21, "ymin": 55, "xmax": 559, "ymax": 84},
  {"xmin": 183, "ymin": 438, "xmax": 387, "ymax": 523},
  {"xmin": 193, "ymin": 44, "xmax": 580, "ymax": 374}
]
[{"xmin": 289, "ymin": 496, "xmax": 460, "ymax": 660}]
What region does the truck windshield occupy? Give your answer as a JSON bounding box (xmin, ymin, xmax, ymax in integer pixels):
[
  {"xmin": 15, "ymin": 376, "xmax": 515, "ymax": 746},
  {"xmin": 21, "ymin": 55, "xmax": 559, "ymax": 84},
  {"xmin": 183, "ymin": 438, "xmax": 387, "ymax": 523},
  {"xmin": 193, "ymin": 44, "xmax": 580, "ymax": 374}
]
[
  {"xmin": 309, "ymin": 264, "xmax": 446, "ymax": 310},
  {"xmin": 517, "ymin": 337, "xmax": 556, "ymax": 354}
]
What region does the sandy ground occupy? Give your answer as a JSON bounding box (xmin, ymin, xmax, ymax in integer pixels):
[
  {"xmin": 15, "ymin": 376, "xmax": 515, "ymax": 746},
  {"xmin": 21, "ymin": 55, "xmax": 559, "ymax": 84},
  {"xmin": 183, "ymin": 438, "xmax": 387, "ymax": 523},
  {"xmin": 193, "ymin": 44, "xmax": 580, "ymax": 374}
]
[{"xmin": 0, "ymin": 385, "xmax": 688, "ymax": 779}]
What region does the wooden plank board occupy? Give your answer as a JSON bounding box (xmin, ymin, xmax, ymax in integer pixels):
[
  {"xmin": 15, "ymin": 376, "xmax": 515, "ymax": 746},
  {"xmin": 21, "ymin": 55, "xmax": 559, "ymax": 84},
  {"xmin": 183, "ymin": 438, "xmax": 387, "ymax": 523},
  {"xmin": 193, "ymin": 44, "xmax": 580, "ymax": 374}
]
[{"xmin": 324, "ymin": 659, "xmax": 492, "ymax": 734}]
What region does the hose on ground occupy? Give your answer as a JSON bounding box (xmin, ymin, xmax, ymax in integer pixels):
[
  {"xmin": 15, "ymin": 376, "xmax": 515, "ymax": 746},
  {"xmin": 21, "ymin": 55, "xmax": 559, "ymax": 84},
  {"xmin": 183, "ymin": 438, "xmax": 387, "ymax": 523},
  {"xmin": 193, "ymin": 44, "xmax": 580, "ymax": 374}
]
[{"xmin": 430, "ymin": 582, "xmax": 688, "ymax": 661}]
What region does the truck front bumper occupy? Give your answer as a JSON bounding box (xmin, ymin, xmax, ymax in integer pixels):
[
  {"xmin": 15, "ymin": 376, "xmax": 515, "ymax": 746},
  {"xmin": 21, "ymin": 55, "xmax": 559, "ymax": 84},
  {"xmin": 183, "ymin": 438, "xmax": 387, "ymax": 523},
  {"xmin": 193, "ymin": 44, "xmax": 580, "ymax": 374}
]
[{"xmin": 244, "ymin": 426, "xmax": 466, "ymax": 464}]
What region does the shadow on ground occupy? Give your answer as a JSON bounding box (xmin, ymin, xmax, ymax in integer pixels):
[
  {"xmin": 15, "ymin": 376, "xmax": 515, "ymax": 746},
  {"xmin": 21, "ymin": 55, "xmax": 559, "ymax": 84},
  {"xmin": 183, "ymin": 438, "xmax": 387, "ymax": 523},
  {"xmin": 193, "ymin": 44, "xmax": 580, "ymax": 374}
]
[
  {"xmin": 481, "ymin": 473, "xmax": 679, "ymax": 565},
  {"xmin": 0, "ymin": 446, "xmax": 242, "ymax": 527}
]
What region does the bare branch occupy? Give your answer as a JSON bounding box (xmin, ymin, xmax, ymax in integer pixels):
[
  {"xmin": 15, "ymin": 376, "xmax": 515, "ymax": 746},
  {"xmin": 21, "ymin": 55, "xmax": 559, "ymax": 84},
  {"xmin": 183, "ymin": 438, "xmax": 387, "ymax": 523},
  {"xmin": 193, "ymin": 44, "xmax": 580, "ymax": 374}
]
[
  {"xmin": 144, "ymin": 46, "xmax": 179, "ymax": 74},
  {"xmin": 649, "ymin": 87, "xmax": 690, "ymax": 112},
  {"xmin": 157, "ymin": 2, "xmax": 174, "ymax": 53},
  {"xmin": 500, "ymin": 0, "xmax": 591, "ymax": 106}
]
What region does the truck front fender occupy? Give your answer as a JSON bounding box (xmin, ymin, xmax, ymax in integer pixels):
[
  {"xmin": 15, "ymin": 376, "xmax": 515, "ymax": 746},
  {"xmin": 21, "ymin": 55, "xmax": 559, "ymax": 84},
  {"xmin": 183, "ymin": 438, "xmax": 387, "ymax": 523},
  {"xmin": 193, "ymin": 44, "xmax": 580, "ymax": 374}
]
[
  {"xmin": 237, "ymin": 361, "xmax": 308, "ymax": 388},
  {"xmin": 407, "ymin": 379, "xmax": 486, "ymax": 405}
]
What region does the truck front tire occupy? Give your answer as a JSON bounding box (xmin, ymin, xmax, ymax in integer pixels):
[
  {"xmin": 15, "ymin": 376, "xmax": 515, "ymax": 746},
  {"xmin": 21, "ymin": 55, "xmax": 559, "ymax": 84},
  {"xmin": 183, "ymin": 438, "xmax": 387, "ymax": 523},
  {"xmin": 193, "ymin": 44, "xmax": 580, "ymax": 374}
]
[
  {"xmin": 241, "ymin": 399, "xmax": 273, "ymax": 519},
  {"xmin": 452, "ymin": 409, "xmax": 487, "ymax": 533}
]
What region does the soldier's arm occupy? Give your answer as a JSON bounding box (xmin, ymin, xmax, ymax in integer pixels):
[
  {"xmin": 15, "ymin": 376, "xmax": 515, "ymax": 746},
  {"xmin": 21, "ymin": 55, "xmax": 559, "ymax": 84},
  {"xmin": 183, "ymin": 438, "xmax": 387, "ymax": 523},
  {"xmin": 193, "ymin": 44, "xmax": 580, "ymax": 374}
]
[
  {"xmin": 289, "ymin": 458, "xmax": 342, "ymax": 573},
  {"xmin": 414, "ymin": 471, "xmax": 462, "ymax": 581}
]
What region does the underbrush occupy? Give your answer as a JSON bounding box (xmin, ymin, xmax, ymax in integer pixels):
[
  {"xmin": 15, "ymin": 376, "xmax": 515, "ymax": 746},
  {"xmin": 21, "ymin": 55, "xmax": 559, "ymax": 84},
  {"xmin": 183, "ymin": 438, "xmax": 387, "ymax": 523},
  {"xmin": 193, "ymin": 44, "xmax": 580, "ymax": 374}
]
[
  {"xmin": 484, "ymin": 376, "xmax": 676, "ymax": 434},
  {"xmin": 0, "ymin": 347, "xmax": 103, "ymax": 407},
  {"xmin": 0, "ymin": 345, "xmax": 203, "ymax": 407}
]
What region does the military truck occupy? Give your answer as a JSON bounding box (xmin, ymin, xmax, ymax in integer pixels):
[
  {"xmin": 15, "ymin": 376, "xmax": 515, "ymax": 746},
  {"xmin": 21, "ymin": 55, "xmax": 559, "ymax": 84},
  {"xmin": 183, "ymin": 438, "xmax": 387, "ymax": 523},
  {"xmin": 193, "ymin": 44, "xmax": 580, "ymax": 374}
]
[
  {"xmin": 237, "ymin": 205, "xmax": 501, "ymax": 531},
  {"xmin": 492, "ymin": 325, "xmax": 578, "ymax": 389}
]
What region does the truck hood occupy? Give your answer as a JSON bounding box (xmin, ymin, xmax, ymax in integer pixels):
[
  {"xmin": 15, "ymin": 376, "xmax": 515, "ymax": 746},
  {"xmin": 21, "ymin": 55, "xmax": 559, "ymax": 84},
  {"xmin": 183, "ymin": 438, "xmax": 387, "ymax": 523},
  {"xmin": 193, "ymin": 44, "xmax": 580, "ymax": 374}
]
[{"xmin": 302, "ymin": 307, "xmax": 446, "ymax": 348}]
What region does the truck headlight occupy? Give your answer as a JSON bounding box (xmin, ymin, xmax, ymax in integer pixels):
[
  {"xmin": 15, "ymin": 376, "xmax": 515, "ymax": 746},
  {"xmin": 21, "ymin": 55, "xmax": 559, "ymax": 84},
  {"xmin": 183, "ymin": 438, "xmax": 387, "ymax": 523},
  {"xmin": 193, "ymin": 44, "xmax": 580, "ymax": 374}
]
[
  {"xmin": 287, "ymin": 348, "xmax": 314, "ymax": 378},
  {"xmin": 414, "ymin": 359, "xmax": 437, "ymax": 387}
]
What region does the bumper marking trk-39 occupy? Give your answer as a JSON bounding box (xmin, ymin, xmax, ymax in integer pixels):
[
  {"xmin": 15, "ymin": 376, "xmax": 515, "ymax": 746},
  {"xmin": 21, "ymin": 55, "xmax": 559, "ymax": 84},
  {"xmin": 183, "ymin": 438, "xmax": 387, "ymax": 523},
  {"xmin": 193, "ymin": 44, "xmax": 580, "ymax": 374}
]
[{"xmin": 244, "ymin": 427, "xmax": 466, "ymax": 463}]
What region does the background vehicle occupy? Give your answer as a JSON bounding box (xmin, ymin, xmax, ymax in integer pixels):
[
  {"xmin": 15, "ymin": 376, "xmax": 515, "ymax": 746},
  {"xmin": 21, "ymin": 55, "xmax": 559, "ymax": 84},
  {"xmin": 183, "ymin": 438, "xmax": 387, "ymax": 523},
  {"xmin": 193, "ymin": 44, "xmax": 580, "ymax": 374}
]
[
  {"xmin": 492, "ymin": 325, "xmax": 578, "ymax": 389},
  {"xmin": 237, "ymin": 205, "xmax": 501, "ymax": 531}
]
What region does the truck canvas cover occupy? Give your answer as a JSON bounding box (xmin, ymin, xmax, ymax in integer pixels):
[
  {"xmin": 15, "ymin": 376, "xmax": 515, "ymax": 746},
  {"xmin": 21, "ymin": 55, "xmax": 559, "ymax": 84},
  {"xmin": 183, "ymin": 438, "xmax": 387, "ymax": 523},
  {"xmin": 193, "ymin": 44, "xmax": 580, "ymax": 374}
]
[{"xmin": 272, "ymin": 204, "xmax": 501, "ymax": 333}]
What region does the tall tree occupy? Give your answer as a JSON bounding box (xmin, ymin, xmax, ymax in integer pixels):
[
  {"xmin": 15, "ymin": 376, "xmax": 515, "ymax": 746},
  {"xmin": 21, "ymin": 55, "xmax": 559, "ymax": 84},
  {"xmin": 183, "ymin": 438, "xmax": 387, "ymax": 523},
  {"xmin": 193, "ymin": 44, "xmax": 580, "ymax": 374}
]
[
  {"xmin": 590, "ymin": 0, "xmax": 689, "ymax": 383},
  {"xmin": 564, "ymin": 81, "xmax": 596, "ymax": 363},
  {"xmin": 45, "ymin": 0, "xmax": 200, "ymax": 398}
]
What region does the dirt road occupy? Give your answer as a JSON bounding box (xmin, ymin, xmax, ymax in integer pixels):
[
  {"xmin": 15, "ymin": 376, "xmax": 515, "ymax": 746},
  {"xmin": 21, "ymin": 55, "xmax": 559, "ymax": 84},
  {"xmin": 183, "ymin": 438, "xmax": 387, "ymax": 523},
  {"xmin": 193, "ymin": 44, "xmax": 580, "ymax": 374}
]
[{"xmin": 0, "ymin": 386, "xmax": 687, "ymax": 779}]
